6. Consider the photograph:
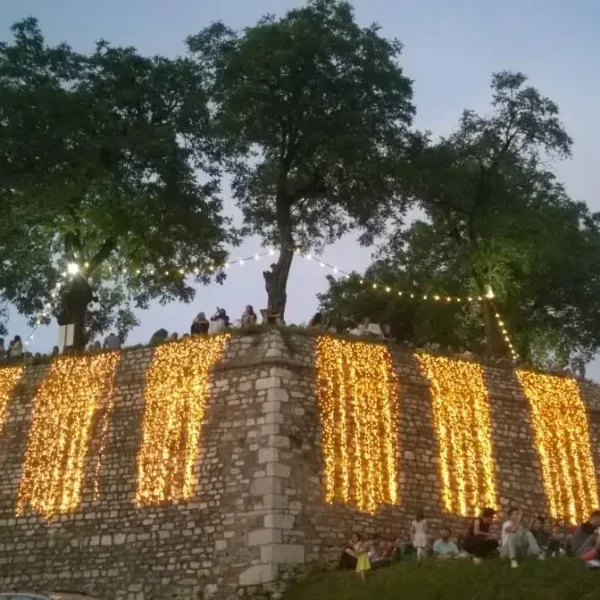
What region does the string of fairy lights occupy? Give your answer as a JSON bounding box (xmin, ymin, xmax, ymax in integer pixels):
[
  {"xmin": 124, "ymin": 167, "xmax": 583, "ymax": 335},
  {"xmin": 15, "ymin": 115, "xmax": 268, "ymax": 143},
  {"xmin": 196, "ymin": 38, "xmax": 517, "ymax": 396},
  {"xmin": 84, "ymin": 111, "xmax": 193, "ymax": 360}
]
[
  {"xmin": 0, "ymin": 367, "xmax": 25, "ymax": 441},
  {"xmin": 3, "ymin": 333, "xmax": 598, "ymax": 524},
  {"xmin": 135, "ymin": 334, "xmax": 229, "ymax": 507},
  {"xmin": 516, "ymin": 370, "xmax": 599, "ymax": 524},
  {"xmin": 16, "ymin": 353, "xmax": 119, "ymax": 519},
  {"xmin": 23, "ymin": 246, "xmax": 519, "ymax": 362},
  {"xmin": 315, "ymin": 336, "xmax": 399, "ymax": 514},
  {"xmin": 416, "ymin": 353, "xmax": 498, "ymax": 516}
]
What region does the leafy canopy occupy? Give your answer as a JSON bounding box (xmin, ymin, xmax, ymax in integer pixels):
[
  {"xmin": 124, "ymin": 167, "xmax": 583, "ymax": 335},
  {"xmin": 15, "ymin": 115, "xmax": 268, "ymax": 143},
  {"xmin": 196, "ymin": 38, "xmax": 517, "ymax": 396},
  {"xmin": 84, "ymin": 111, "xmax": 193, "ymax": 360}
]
[
  {"xmin": 321, "ymin": 72, "xmax": 600, "ymax": 368},
  {"xmin": 188, "ymin": 0, "xmax": 415, "ymax": 314},
  {"xmin": 0, "ymin": 18, "xmax": 231, "ymax": 342}
]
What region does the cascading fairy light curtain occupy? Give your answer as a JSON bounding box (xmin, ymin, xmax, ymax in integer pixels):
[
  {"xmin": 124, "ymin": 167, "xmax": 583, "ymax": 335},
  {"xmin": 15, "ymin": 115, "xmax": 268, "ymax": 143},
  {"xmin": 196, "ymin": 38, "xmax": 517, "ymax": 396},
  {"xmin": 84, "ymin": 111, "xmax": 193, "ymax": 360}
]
[
  {"xmin": 17, "ymin": 353, "xmax": 120, "ymax": 519},
  {"xmin": 315, "ymin": 337, "xmax": 399, "ymax": 514},
  {"xmin": 135, "ymin": 334, "xmax": 229, "ymax": 507},
  {"xmin": 0, "ymin": 366, "xmax": 25, "ymax": 440},
  {"xmin": 517, "ymin": 370, "xmax": 599, "ymax": 524},
  {"xmin": 417, "ymin": 353, "xmax": 498, "ymax": 516}
]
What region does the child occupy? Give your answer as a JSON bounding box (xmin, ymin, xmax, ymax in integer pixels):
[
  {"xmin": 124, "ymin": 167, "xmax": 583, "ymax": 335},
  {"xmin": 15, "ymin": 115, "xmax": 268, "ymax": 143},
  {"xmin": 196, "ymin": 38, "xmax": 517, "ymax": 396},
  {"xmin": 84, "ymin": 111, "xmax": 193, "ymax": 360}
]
[
  {"xmin": 354, "ymin": 534, "xmax": 371, "ymax": 582},
  {"xmin": 411, "ymin": 509, "xmax": 428, "ymax": 561}
]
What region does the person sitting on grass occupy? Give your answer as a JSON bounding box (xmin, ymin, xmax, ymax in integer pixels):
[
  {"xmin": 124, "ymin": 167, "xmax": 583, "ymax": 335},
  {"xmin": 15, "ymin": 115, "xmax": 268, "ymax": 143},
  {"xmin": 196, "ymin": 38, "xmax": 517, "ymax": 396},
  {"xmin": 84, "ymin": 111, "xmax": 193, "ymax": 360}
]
[
  {"xmin": 367, "ymin": 534, "xmax": 394, "ymax": 568},
  {"xmin": 580, "ymin": 528, "xmax": 600, "ymax": 569},
  {"xmin": 338, "ymin": 533, "xmax": 360, "ymax": 570},
  {"xmin": 367, "ymin": 533, "xmax": 383, "ymax": 563},
  {"xmin": 463, "ymin": 507, "xmax": 499, "ymax": 564},
  {"xmin": 530, "ymin": 516, "xmax": 550, "ymax": 554},
  {"xmin": 500, "ymin": 507, "xmax": 546, "ymax": 568},
  {"xmin": 568, "ymin": 510, "xmax": 600, "ymax": 556},
  {"xmin": 433, "ymin": 527, "xmax": 459, "ymax": 559}
]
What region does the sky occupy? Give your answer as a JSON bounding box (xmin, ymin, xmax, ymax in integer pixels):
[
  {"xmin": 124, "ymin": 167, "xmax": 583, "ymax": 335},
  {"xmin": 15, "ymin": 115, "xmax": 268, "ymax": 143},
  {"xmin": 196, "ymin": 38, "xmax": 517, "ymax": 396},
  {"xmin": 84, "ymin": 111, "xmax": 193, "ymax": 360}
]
[{"xmin": 1, "ymin": 0, "xmax": 599, "ymax": 371}]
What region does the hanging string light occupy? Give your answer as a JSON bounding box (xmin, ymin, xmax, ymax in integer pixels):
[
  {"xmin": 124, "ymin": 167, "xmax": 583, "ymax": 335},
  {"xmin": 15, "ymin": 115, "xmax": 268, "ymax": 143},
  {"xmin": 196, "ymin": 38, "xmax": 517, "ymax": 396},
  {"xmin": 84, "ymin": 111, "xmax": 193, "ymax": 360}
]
[
  {"xmin": 0, "ymin": 366, "xmax": 25, "ymax": 441},
  {"xmin": 315, "ymin": 336, "xmax": 399, "ymax": 514},
  {"xmin": 23, "ymin": 245, "xmax": 517, "ymax": 368},
  {"xmin": 16, "ymin": 353, "xmax": 120, "ymax": 519},
  {"xmin": 516, "ymin": 370, "xmax": 599, "ymax": 524},
  {"xmin": 92, "ymin": 369, "xmax": 119, "ymax": 501},
  {"xmin": 491, "ymin": 306, "xmax": 519, "ymax": 362},
  {"xmin": 417, "ymin": 353, "xmax": 498, "ymax": 516},
  {"xmin": 135, "ymin": 334, "xmax": 229, "ymax": 507},
  {"xmin": 22, "ymin": 250, "xmax": 275, "ymax": 347}
]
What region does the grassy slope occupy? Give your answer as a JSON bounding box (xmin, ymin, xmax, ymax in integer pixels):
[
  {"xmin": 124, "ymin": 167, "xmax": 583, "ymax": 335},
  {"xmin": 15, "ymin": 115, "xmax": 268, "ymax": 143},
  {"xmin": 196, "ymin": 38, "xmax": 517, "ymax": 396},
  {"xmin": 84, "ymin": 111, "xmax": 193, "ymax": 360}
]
[{"xmin": 284, "ymin": 560, "xmax": 600, "ymax": 600}]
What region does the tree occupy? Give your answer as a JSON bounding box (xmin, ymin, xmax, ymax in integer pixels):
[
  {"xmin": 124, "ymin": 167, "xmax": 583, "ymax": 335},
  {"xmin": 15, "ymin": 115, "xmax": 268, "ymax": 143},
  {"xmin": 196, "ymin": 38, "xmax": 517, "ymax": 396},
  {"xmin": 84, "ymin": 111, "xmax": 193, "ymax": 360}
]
[
  {"xmin": 188, "ymin": 0, "xmax": 414, "ymax": 319},
  {"xmin": 320, "ymin": 171, "xmax": 600, "ymax": 369},
  {"xmin": 0, "ymin": 19, "xmax": 231, "ymax": 350},
  {"xmin": 400, "ymin": 71, "xmax": 573, "ymax": 356}
]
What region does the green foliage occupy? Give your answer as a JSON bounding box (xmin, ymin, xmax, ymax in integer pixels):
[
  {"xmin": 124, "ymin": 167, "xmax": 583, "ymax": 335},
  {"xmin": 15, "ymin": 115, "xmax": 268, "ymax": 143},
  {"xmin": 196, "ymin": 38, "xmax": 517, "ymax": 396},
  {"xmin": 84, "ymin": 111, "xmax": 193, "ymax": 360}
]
[
  {"xmin": 322, "ymin": 71, "xmax": 600, "ymax": 367},
  {"xmin": 319, "ymin": 266, "xmax": 485, "ymax": 354},
  {"xmin": 188, "ymin": 0, "xmax": 415, "ymax": 314},
  {"xmin": 0, "ymin": 18, "xmax": 232, "ymax": 344},
  {"xmin": 283, "ymin": 560, "xmax": 600, "ymax": 600}
]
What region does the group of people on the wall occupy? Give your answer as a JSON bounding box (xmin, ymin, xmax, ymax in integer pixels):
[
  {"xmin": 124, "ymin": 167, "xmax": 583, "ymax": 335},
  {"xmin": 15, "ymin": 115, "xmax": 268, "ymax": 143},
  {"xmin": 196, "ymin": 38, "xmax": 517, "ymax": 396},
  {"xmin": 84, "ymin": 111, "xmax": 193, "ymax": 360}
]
[
  {"xmin": 339, "ymin": 507, "xmax": 600, "ymax": 578},
  {"xmin": 0, "ymin": 307, "xmax": 396, "ymax": 364}
]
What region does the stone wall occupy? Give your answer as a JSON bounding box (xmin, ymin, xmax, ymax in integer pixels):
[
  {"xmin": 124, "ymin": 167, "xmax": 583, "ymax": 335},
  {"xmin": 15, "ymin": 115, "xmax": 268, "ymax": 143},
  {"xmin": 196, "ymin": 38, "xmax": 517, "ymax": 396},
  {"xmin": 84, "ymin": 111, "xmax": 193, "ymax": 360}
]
[{"xmin": 0, "ymin": 330, "xmax": 598, "ymax": 599}]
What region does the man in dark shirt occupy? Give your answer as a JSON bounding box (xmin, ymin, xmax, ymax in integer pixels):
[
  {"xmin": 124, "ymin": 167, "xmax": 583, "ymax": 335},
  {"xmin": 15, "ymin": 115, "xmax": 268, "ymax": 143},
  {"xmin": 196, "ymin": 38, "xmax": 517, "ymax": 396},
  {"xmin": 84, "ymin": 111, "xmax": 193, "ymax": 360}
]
[
  {"xmin": 568, "ymin": 510, "xmax": 600, "ymax": 556},
  {"xmin": 463, "ymin": 507, "xmax": 499, "ymax": 564}
]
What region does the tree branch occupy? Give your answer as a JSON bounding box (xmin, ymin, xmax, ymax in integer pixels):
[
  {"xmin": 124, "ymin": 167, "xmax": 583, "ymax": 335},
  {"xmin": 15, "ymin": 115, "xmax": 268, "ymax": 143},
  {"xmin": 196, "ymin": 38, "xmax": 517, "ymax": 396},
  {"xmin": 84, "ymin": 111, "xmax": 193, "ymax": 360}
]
[
  {"xmin": 287, "ymin": 166, "xmax": 327, "ymax": 205},
  {"xmin": 89, "ymin": 238, "xmax": 116, "ymax": 273}
]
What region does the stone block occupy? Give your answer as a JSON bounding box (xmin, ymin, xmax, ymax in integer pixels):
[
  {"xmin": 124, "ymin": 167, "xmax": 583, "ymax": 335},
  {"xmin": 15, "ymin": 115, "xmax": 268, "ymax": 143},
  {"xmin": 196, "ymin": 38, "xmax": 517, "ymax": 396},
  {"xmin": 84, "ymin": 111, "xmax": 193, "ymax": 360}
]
[
  {"xmin": 248, "ymin": 528, "xmax": 282, "ymax": 546},
  {"xmin": 270, "ymin": 367, "xmax": 293, "ymax": 379},
  {"xmin": 264, "ymin": 514, "xmax": 295, "ymax": 530},
  {"xmin": 263, "ymin": 494, "xmax": 289, "ymax": 510},
  {"xmin": 262, "ymin": 400, "xmax": 281, "ymax": 414},
  {"xmin": 258, "ymin": 448, "xmax": 280, "ymax": 464},
  {"xmin": 260, "ymin": 423, "xmax": 280, "ymax": 436},
  {"xmin": 251, "ymin": 477, "xmax": 283, "ymax": 496},
  {"xmin": 256, "ymin": 377, "xmax": 281, "ymax": 390},
  {"xmin": 265, "ymin": 412, "xmax": 284, "ymax": 424},
  {"xmin": 266, "ymin": 463, "xmax": 292, "ymax": 478},
  {"xmin": 261, "ymin": 544, "xmax": 305, "ymax": 565},
  {"xmin": 239, "ymin": 564, "xmax": 278, "ymax": 586},
  {"xmin": 266, "ymin": 388, "xmax": 289, "ymax": 402},
  {"xmin": 269, "ymin": 435, "xmax": 290, "ymax": 448}
]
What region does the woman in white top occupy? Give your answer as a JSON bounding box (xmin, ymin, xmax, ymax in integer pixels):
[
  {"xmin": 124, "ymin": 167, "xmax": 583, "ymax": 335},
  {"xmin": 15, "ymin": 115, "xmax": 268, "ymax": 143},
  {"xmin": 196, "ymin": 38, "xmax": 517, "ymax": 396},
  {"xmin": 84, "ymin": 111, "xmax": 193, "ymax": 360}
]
[
  {"xmin": 411, "ymin": 509, "xmax": 428, "ymax": 561},
  {"xmin": 208, "ymin": 308, "xmax": 229, "ymax": 334}
]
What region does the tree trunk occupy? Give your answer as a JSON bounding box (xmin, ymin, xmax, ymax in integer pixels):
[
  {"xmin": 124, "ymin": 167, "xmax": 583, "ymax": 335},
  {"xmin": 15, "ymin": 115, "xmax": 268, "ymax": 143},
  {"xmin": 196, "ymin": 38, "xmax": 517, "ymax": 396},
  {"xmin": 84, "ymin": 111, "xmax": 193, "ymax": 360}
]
[
  {"xmin": 264, "ymin": 246, "xmax": 294, "ymax": 320},
  {"xmin": 60, "ymin": 277, "xmax": 94, "ymax": 353},
  {"xmin": 264, "ymin": 189, "xmax": 294, "ymax": 321}
]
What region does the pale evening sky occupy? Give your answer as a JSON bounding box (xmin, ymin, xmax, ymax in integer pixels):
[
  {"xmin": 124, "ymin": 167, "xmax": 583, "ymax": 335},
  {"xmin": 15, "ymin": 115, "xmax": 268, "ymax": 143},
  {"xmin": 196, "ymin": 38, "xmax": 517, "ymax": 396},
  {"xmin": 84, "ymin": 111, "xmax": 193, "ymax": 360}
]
[{"xmin": 1, "ymin": 1, "xmax": 598, "ymax": 373}]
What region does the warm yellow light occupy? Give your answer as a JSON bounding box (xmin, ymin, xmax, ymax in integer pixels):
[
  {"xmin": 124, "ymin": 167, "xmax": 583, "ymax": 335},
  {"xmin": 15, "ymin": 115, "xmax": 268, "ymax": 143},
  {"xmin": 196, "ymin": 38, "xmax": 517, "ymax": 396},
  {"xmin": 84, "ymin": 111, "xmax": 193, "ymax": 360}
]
[
  {"xmin": 17, "ymin": 353, "xmax": 119, "ymax": 519},
  {"xmin": 516, "ymin": 370, "xmax": 599, "ymax": 524},
  {"xmin": 315, "ymin": 337, "xmax": 399, "ymax": 513},
  {"xmin": 135, "ymin": 335, "xmax": 229, "ymax": 507},
  {"xmin": 0, "ymin": 366, "xmax": 25, "ymax": 440},
  {"xmin": 417, "ymin": 353, "xmax": 498, "ymax": 516}
]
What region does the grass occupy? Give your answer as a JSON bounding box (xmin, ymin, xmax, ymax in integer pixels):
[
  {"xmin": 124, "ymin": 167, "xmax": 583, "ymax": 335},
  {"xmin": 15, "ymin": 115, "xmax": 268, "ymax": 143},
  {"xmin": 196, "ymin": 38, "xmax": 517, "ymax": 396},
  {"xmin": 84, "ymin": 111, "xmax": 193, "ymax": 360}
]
[{"xmin": 283, "ymin": 559, "xmax": 600, "ymax": 600}]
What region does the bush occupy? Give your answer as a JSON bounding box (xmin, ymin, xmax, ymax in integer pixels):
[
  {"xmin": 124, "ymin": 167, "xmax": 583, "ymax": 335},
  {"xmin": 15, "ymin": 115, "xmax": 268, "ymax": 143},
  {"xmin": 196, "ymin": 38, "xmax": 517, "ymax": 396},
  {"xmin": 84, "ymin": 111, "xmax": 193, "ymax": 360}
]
[{"xmin": 283, "ymin": 559, "xmax": 600, "ymax": 600}]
